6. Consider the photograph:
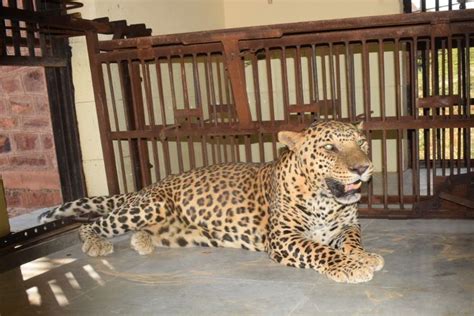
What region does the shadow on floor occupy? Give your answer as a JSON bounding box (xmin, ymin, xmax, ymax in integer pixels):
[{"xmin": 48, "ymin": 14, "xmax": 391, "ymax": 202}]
[{"xmin": 0, "ymin": 219, "xmax": 473, "ymax": 315}]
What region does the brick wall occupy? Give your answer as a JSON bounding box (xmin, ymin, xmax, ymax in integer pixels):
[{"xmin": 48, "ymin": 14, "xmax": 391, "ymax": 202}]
[{"xmin": 0, "ymin": 66, "xmax": 62, "ymax": 217}]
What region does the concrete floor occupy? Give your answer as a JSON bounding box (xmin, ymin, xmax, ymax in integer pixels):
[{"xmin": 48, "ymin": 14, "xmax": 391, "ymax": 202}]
[{"xmin": 1, "ymin": 219, "xmax": 473, "ymax": 316}]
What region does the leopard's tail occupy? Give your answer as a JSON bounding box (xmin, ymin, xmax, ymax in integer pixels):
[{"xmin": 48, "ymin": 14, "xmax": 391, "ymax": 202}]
[{"xmin": 38, "ymin": 193, "xmax": 134, "ymax": 224}]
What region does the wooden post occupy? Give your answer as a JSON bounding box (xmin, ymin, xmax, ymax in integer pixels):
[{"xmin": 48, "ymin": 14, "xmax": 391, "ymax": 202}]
[
  {"xmin": 0, "ymin": 178, "xmax": 11, "ymax": 238},
  {"xmin": 85, "ymin": 31, "xmax": 120, "ymax": 195},
  {"xmin": 222, "ymin": 39, "xmax": 253, "ymax": 128}
]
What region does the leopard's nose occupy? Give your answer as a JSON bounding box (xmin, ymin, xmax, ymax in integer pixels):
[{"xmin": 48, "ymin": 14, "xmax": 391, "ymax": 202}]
[{"xmin": 350, "ymin": 164, "xmax": 369, "ymax": 175}]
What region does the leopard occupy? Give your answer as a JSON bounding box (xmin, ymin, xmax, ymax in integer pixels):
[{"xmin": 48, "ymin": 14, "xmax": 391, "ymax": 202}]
[{"xmin": 39, "ymin": 120, "xmax": 384, "ymax": 283}]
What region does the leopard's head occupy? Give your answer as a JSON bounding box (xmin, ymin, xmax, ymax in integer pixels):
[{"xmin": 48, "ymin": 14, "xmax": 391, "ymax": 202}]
[{"xmin": 278, "ymin": 120, "xmax": 373, "ymax": 205}]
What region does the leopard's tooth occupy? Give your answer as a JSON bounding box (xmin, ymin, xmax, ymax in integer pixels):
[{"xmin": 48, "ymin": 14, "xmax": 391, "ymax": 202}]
[{"xmin": 345, "ymin": 181, "xmax": 362, "ymax": 191}]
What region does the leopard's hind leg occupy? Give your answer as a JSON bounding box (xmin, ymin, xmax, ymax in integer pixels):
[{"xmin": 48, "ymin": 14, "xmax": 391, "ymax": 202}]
[
  {"xmin": 129, "ymin": 220, "xmax": 223, "ymax": 255},
  {"xmin": 79, "ymin": 191, "xmax": 169, "ymax": 257}
]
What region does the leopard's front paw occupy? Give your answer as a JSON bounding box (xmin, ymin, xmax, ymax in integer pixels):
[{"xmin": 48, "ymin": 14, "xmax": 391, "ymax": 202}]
[
  {"xmin": 350, "ymin": 251, "xmax": 384, "ymax": 272},
  {"xmin": 81, "ymin": 237, "xmax": 114, "ymax": 257},
  {"xmin": 131, "ymin": 231, "xmax": 155, "ymax": 255},
  {"xmin": 325, "ymin": 257, "xmax": 374, "ymax": 283}
]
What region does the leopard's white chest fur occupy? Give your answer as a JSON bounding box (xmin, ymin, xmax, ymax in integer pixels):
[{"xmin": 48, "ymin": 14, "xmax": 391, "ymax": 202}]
[{"xmin": 302, "ymin": 196, "xmax": 357, "ymax": 244}]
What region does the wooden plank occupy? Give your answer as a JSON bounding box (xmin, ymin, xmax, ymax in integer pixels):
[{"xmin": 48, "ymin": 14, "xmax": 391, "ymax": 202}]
[
  {"xmin": 439, "ymin": 192, "xmax": 474, "ymax": 209},
  {"xmin": 0, "ymin": 56, "xmax": 67, "ymax": 67},
  {"xmin": 417, "ymin": 95, "xmax": 461, "ymax": 108},
  {"xmin": 222, "ymin": 39, "xmax": 252, "ymax": 127}
]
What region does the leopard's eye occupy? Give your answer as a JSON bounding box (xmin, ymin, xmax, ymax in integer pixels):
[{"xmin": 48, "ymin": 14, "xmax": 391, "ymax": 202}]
[
  {"xmin": 357, "ymin": 139, "xmax": 366, "ymax": 147},
  {"xmin": 324, "ymin": 144, "xmax": 335, "ymax": 151}
]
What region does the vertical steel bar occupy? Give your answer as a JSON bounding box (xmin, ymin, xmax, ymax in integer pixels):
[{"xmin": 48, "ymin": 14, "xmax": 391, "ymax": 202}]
[
  {"xmin": 430, "ymin": 35, "xmax": 438, "ymax": 188},
  {"xmin": 320, "ymin": 46, "xmax": 329, "ymax": 119},
  {"xmin": 447, "ymin": 37, "xmax": 454, "ymax": 175},
  {"xmin": 180, "ymin": 55, "xmax": 196, "ymax": 169},
  {"xmin": 344, "ymin": 43, "xmax": 354, "ymax": 121},
  {"xmin": 378, "ymin": 40, "xmax": 386, "ymax": 121},
  {"xmin": 281, "ymin": 47, "xmax": 290, "ymax": 123},
  {"xmin": 265, "ymin": 48, "xmax": 276, "ymax": 123},
  {"xmin": 311, "ymin": 44, "xmax": 320, "ymax": 102},
  {"xmin": 362, "ymin": 41, "xmax": 371, "ymax": 120},
  {"xmin": 129, "ymin": 60, "xmax": 152, "ymax": 187},
  {"xmin": 222, "ymin": 136, "xmax": 229, "ymax": 163},
  {"xmin": 207, "ymin": 53, "xmax": 218, "ymax": 124},
  {"xmin": 251, "ymin": 54, "xmax": 265, "ymax": 162},
  {"xmin": 422, "ymin": 42, "xmax": 432, "ymax": 195},
  {"xmin": 106, "ymin": 62, "xmax": 128, "ymax": 192},
  {"xmin": 394, "ymin": 39, "xmax": 404, "ymax": 207},
  {"xmin": 167, "ymin": 57, "xmax": 184, "ymax": 173},
  {"xmin": 378, "ymin": 39, "xmax": 388, "ymax": 209},
  {"xmin": 85, "ymin": 31, "xmax": 119, "ymax": 194},
  {"xmin": 8, "ymin": 0, "xmax": 21, "ymax": 56},
  {"xmin": 117, "ymin": 61, "xmax": 138, "ymax": 191},
  {"xmin": 216, "ymin": 56, "xmax": 226, "ymax": 124},
  {"xmin": 328, "ymin": 43, "xmax": 337, "ymax": 118},
  {"xmin": 464, "ymin": 33, "xmax": 471, "ymax": 171},
  {"xmin": 367, "ymin": 129, "xmax": 373, "ymax": 210},
  {"xmin": 223, "ymin": 59, "xmax": 234, "ymax": 123},
  {"xmin": 308, "ymin": 46, "xmax": 315, "ymax": 106},
  {"xmin": 216, "ymin": 137, "xmax": 222, "ymax": 164},
  {"xmin": 23, "ymin": 0, "xmax": 36, "ymax": 57},
  {"xmin": 193, "ymin": 54, "xmax": 208, "ymax": 168},
  {"xmin": 335, "ymin": 45, "xmax": 342, "ymax": 119},
  {"xmin": 0, "ymin": 1, "xmax": 6, "ymax": 56},
  {"xmin": 154, "ymin": 58, "xmax": 168, "ymax": 125},
  {"xmin": 245, "ymin": 135, "xmax": 252, "ymax": 163},
  {"xmin": 180, "ymin": 55, "xmax": 190, "ymax": 110},
  {"xmin": 295, "ymin": 46, "xmax": 304, "ymax": 124},
  {"xmin": 412, "ymin": 38, "xmax": 420, "ymax": 200},
  {"xmin": 295, "ymin": 45, "xmax": 304, "ymax": 107},
  {"xmin": 154, "ymin": 58, "xmax": 171, "ymax": 176},
  {"xmin": 382, "ymin": 130, "xmax": 388, "ymax": 209},
  {"xmin": 210, "ymin": 136, "xmax": 217, "ymax": 165},
  {"xmin": 457, "ymin": 38, "xmax": 464, "ymax": 174},
  {"xmin": 230, "ymin": 135, "xmax": 237, "ymax": 163},
  {"xmin": 441, "ymin": 39, "xmax": 447, "ymax": 176},
  {"xmin": 362, "ymin": 41, "xmax": 372, "ymax": 208}
]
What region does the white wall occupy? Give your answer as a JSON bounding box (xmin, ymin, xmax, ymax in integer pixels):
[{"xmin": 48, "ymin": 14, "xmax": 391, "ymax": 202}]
[{"xmin": 223, "ymin": 0, "xmax": 401, "ymax": 27}]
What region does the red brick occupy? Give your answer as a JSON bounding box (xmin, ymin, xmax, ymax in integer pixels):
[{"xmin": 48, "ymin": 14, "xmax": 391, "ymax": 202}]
[
  {"xmin": 0, "ymin": 66, "xmax": 22, "ymax": 73},
  {"xmin": 48, "ymin": 153, "xmax": 58, "ymax": 169},
  {"xmin": 23, "ymin": 189, "xmax": 62, "ymax": 208},
  {"xmin": 0, "ymin": 117, "xmax": 18, "ymax": 129},
  {"xmin": 14, "ymin": 134, "xmax": 39, "ymax": 151},
  {"xmin": 10, "ymin": 97, "xmax": 34, "ymax": 115},
  {"xmin": 5, "ymin": 189, "xmax": 22, "ymax": 207},
  {"xmin": 10, "ymin": 156, "xmax": 47, "ymax": 168},
  {"xmin": 22, "ymin": 117, "xmax": 50, "ymax": 130},
  {"xmin": 0, "ymin": 135, "xmax": 11, "ymax": 153},
  {"xmin": 0, "ymin": 99, "xmax": 7, "ymax": 115},
  {"xmin": 41, "ymin": 134, "xmax": 55, "ymax": 150},
  {"xmin": 0, "ymin": 77, "xmax": 23, "ymax": 94},
  {"xmin": 35, "ymin": 96, "xmax": 50, "ymax": 114},
  {"xmin": 1, "ymin": 170, "xmax": 61, "ymax": 191},
  {"xmin": 22, "ymin": 69, "xmax": 46, "ymax": 93},
  {"xmin": 0, "ymin": 156, "xmax": 9, "ymax": 169}
]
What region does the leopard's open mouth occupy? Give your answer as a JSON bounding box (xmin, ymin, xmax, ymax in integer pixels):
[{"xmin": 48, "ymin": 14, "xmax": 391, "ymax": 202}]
[
  {"xmin": 344, "ymin": 179, "xmax": 362, "ymax": 194},
  {"xmin": 325, "ymin": 178, "xmax": 363, "ymax": 198}
]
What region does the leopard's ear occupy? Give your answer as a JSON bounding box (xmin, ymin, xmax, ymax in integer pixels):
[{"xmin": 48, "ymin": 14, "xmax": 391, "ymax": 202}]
[
  {"xmin": 353, "ymin": 121, "xmax": 364, "ymax": 131},
  {"xmin": 278, "ymin": 131, "xmax": 304, "ymax": 151}
]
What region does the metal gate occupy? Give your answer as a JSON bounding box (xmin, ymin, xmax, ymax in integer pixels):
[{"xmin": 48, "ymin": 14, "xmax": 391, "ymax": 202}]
[{"xmin": 84, "ymin": 10, "xmax": 474, "ymax": 218}]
